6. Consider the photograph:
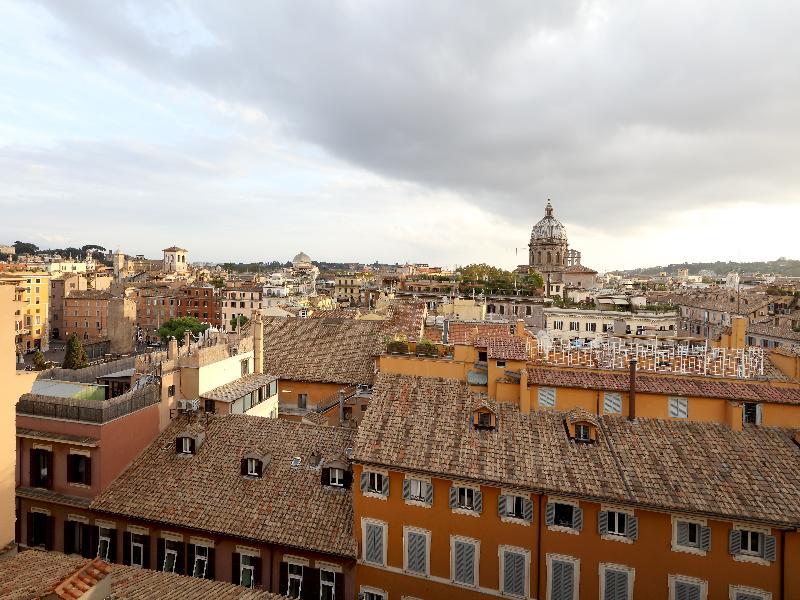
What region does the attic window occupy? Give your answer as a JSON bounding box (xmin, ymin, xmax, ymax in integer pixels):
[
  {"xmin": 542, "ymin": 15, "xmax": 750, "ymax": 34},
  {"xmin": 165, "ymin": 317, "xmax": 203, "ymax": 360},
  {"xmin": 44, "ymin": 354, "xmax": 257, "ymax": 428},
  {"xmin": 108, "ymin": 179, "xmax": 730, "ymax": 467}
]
[
  {"xmin": 241, "ymin": 457, "xmax": 262, "ymax": 478},
  {"xmin": 575, "ymin": 423, "xmax": 591, "ymax": 443},
  {"xmin": 176, "ymin": 436, "xmax": 194, "ymax": 455},
  {"xmin": 473, "ymin": 407, "xmax": 496, "ymax": 430}
]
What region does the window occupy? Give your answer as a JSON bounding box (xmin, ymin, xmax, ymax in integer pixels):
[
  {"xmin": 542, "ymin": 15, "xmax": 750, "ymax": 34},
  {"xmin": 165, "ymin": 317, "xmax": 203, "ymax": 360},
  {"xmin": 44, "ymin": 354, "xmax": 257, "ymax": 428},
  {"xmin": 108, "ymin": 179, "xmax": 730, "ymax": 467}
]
[
  {"xmin": 538, "ymin": 386, "xmax": 556, "ymax": 408},
  {"xmin": 743, "ymin": 403, "xmax": 762, "ymax": 425},
  {"xmin": 599, "ymin": 509, "xmax": 638, "ymax": 541},
  {"xmin": 97, "ymin": 528, "xmax": 113, "ymax": 561},
  {"xmin": 477, "ymin": 411, "xmax": 493, "ymax": 428},
  {"xmin": 403, "ymin": 477, "xmax": 432, "ymax": 505},
  {"xmin": 501, "ymin": 547, "xmax": 527, "ymax": 597},
  {"xmin": 569, "ymin": 321, "xmax": 580, "ymax": 331},
  {"xmin": 450, "ymin": 485, "xmax": 482, "ymax": 513},
  {"xmin": 673, "ymin": 519, "xmax": 710, "ymax": 554},
  {"xmin": 29, "ymin": 511, "xmax": 50, "ymax": 548},
  {"xmin": 363, "ymin": 521, "xmax": 386, "ymax": 566},
  {"xmin": 603, "ymin": 392, "xmax": 622, "ymax": 414},
  {"xmin": 287, "ymin": 562, "xmax": 303, "ymax": 597},
  {"xmin": 669, "ymin": 576, "xmax": 705, "ymax": 600},
  {"xmin": 167, "ymin": 385, "xmax": 175, "ymax": 397},
  {"xmin": 30, "ymin": 449, "xmax": 52, "ymax": 488},
  {"xmin": 496, "ymin": 360, "xmax": 506, "ymax": 368},
  {"xmin": 740, "ymin": 530, "xmax": 761, "ymax": 555},
  {"xmin": 320, "ymin": 569, "xmax": 337, "ymax": 600},
  {"xmin": 192, "ymin": 545, "xmax": 209, "ymax": 578},
  {"xmin": 548, "ymin": 556, "xmax": 577, "ymax": 600},
  {"xmin": 361, "ymin": 471, "xmax": 388, "ymax": 497},
  {"xmin": 730, "ymin": 586, "xmax": 771, "ymax": 600},
  {"xmin": 329, "ymin": 468, "xmax": 344, "ymax": 487},
  {"xmin": 575, "ymin": 423, "xmax": 591, "ymax": 442},
  {"xmin": 247, "ymin": 458, "xmax": 260, "ymax": 477},
  {"xmin": 668, "ymin": 397, "xmax": 688, "ymax": 419},
  {"xmin": 241, "ymin": 359, "xmax": 249, "ymax": 376},
  {"xmin": 586, "ymin": 322, "xmax": 597, "ymax": 332},
  {"xmin": 67, "ymin": 453, "xmax": 91, "ymax": 486},
  {"xmin": 361, "ymin": 589, "xmax": 385, "ymax": 600},
  {"xmin": 600, "ymin": 563, "xmax": 632, "ymax": 600},
  {"xmin": 452, "ymin": 537, "xmax": 478, "ymax": 586},
  {"xmin": 162, "ymin": 540, "xmax": 179, "ymax": 572},
  {"xmin": 499, "ymin": 493, "xmax": 533, "ymax": 522},
  {"xmin": 131, "ymin": 534, "xmax": 145, "ymax": 568},
  {"xmin": 553, "ymin": 320, "xmax": 563, "ymax": 330},
  {"xmin": 238, "ymin": 554, "xmax": 257, "ymax": 588},
  {"xmin": 546, "ymin": 500, "xmax": 583, "ymax": 531},
  {"xmin": 180, "ymin": 437, "xmax": 193, "ymax": 454},
  {"xmin": 405, "ymin": 528, "xmax": 428, "ymax": 575},
  {"xmin": 298, "ymin": 393, "xmax": 308, "ymax": 410}
]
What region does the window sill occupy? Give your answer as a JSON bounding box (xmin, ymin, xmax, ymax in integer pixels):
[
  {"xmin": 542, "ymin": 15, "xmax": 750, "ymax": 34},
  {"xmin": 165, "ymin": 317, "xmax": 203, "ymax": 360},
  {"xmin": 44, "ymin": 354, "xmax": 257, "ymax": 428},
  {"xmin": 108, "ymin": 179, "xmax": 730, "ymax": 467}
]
[
  {"xmin": 670, "ymin": 543, "xmax": 706, "ymax": 556},
  {"xmin": 67, "ymin": 482, "xmax": 91, "ymax": 489},
  {"xmin": 363, "ymin": 491, "xmax": 388, "ymax": 501},
  {"xmin": 547, "ymin": 524, "xmax": 580, "ymax": 535},
  {"xmin": 404, "ymin": 499, "xmax": 431, "ymax": 508},
  {"xmin": 601, "ymin": 533, "xmax": 633, "ymax": 544},
  {"xmin": 734, "ymin": 553, "xmax": 770, "ymax": 566},
  {"xmin": 500, "ymin": 516, "xmax": 531, "ymax": 527},
  {"xmin": 451, "ymin": 507, "xmax": 480, "ymax": 517},
  {"xmin": 450, "ymin": 580, "xmax": 478, "ymax": 589}
]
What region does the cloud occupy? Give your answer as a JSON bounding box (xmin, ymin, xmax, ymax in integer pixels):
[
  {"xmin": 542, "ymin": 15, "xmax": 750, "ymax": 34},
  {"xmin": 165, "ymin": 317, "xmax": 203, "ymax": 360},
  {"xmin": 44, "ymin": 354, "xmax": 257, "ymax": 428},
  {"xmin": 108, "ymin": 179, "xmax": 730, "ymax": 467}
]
[{"xmin": 31, "ymin": 0, "xmax": 800, "ymax": 227}]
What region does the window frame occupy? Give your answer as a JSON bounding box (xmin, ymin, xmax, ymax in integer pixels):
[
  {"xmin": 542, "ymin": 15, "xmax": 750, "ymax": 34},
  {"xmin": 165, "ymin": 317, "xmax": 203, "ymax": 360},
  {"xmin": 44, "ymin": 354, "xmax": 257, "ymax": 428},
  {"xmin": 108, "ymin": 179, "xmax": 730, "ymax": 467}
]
[
  {"xmin": 287, "ymin": 561, "xmax": 303, "ymax": 597},
  {"xmin": 603, "ymin": 392, "xmax": 622, "ymax": 414},
  {"xmin": 671, "ymin": 516, "xmax": 708, "ymax": 556},
  {"xmin": 731, "ymin": 523, "xmax": 773, "ymax": 565},
  {"xmin": 403, "ymin": 526, "xmax": 430, "ymax": 576},
  {"xmin": 192, "ymin": 544, "xmax": 209, "ymax": 578},
  {"xmin": 450, "ymin": 535, "xmax": 480, "ymax": 588},
  {"xmin": 181, "ymin": 437, "xmax": 193, "ymax": 454},
  {"xmin": 239, "ymin": 553, "xmax": 256, "ymax": 588},
  {"xmin": 131, "ymin": 536, "xmax": 145, "ymax": 568},
  {"xmin": 329, "ymin": 467, "xmax": 345, "ymax": 487},
  {"xmin": 246, "ymin": 458, "xmax": 260, "ymax": 477},
  {"xmin": 360, "ymin": 587, "xmax": 386, "ymax": 600},
  {"xmin": 499, "ymin": 545, "xmax": 529, "ymax": 597},
  {"xmin": 547, "ymin": 497, "xmax": 582, "ymax": 534},
  {"xmin": 728, "ymin": 585, "xmax": 772, "ymax": 600},
  {"xmin": 538, "ymin": 386, "xmax": 556, "ymax": 408},
  {"xmin": 599, "ymin": 562, "xmax": 634, "ymax": 600},
  {"xmin": 668, "ymin": 574, "xmax": 708, "ymax": 600},
  {"xmin": 162, "ymin": 539, "xmax": 179, "ymax": 573},
  {"xmin": 668, "ymin": 396, "xmax": 689, "ymax": 419},
  {"xmin": 361, "ymin": 518, "xmax": 387, "ymax": 567},
  {"xmin": 368, "ymin": 471, "xmax": 385, "ymax": 495},
  {"xmin": 546, "ymin": 553, "xmax": 579, "ymax": 600}
]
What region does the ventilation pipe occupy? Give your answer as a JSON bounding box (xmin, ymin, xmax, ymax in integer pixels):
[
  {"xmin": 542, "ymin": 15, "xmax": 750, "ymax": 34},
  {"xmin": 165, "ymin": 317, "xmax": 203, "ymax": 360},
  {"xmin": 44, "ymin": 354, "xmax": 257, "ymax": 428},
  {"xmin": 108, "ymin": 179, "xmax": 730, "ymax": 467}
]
[{"xmin": 628, "ymin": 358, "xmax": 637, "ymax": 420}]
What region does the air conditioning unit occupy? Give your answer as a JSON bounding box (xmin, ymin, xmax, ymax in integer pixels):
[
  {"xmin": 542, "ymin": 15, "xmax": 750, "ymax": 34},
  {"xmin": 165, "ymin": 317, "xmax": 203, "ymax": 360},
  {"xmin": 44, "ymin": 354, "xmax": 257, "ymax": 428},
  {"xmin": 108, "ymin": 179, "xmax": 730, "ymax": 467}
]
[{"xmin": 177, "ymin": 399, "xmax": 199, "ymax": 412}]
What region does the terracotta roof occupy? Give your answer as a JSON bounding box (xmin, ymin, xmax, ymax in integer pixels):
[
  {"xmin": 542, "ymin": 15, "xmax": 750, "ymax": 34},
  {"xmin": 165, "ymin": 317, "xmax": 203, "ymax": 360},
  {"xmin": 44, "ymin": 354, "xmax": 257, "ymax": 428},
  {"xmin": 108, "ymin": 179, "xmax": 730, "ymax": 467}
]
[
  {"xmin": 664, "ymin": 292, "xmax": 773, "ymax": 315},
  {"xmin": 563, "ymin": 264, "xmax": 598, "ymax": 274},
  {"xmin": 309, "ymin": 309, "xmax": 360, "ymax": 319},
  {"xmin": 447, "ymin": 321, "xmax": 510, "ymax": 345},
  {"xmin": 54, "ymin": 557, "xmax": 112, "ymax": 599},
  {"xmin": 262, "ymin": 317, "xmax": 385, "ymax": 385},
  {"xmin": 381, "ymin": 301, "xmax": 427, "ymax": 342},
  {"xmin": 355, "ymin": 373, "xmax": 800, "ymax": 526},
  {"xmin": 477, "ymin": 335, "xmax": 530, "ymax": 361},
  {"xmin": 0, "ymin": 550, "xmax": 287, "ymax": 599},
  {"xmin": 16, "ymin": 487, "xmax": 92, "ymax": 510},
  {"xmin": 90, "ymin": 414, "xmax": 356, "ymax": 557},
  {"xmin": 566, "ymin": 406, "xmax": 600, "ymax": 427},
  {"xmin": 747, "ymin": 322, "xmax": 800, "ymax": 342},
  {"xmin": 200, "ymin": 373, "xmax": 278, "ymax": 403},
  {"xmin": 65, "ymin": 289, "xmax": 113, "ymax": 300},
  {"xmin": 526, "ymin": 367, "xmax": 800, "ymax": 404},
  {"xmin": 162, "ymin": 246, "xmax": 188, "ymax": 253}
]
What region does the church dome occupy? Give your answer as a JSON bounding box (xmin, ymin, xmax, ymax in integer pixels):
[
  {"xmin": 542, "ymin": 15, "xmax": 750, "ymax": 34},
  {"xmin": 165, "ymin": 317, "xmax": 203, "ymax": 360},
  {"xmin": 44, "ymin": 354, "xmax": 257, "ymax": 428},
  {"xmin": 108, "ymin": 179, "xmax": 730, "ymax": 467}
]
[
  {"xmin": 530, "ymin": 201, "xmax": 567, "ymax": 242},
  {"xmin": 292, "ymin": 252, "xmax": 312, "ymax": 265}
]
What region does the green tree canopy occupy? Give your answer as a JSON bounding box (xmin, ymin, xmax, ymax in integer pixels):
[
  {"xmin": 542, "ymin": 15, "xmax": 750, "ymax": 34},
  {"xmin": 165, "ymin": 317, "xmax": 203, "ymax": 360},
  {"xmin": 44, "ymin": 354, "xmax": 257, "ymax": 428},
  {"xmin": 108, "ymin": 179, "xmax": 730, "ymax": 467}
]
[
  {"xmin": 229, "ymin": 315, "xmax": 249, "ymax": 331},
  {"xmin": 157, "ymin": 317, "xmax": 209, "ymax": 344},
  {"xmin": 13, "ymin": 241, "xmax": 39, "ymax": 255},
  {"xmin": 62, "ymin": 334, "xmax": 89, "ymax": 370},
  {"xmin": 33, "ymin": 350, "xmax": 47, "ymax": 371},
  {"xmin": 209, "ymin": 275, "xmax": 226, "ymax": 289},
  {"xmin": 455, "ymin": 264, "xmax": 543, "ymax": 294}
]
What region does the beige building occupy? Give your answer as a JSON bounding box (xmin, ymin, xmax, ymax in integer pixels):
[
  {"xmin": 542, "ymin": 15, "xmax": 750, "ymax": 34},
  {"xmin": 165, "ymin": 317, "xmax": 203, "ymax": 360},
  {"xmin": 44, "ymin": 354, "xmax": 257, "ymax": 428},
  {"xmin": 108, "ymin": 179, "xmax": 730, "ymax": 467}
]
[
  {"xmin": 0, "ymin": 281, "xmax": 36, "ymax": 549},
  {"xmin": 0, "ymin": 271, "xmax": 51, "ymax": 352},
  {"xmin": 335, "ymin": 273, "xmax": 366, "ymax": 306},
  {"xmin": 221, "ymin": 286, "xmax": 263, "ymax": 330},
  {"xmin": 542, "ymin": 307, "xmax": 678, "ymax": 342},
  {"xmin": 162, "ymin": 246, "xmax": 189, "ymax": 275}
]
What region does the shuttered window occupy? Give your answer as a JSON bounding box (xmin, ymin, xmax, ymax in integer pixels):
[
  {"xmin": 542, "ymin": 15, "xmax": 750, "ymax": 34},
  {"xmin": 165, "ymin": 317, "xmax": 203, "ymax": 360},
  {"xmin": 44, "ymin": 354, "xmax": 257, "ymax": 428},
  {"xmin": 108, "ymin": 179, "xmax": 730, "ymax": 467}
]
[
  {"xmin": 675, "ymin": 520, "xmax": 710, "ymax": 551},
  {"xmin": 538, "ymin": 387, "xmax": 556, "ymax": 408},
  {"xmin": 406, "ymin": 530, "xmax": 427, "ymax": 574},
  {"xmin": 603, "ymin": 567, "xmax": 630, "ymax": 600},
  {"xmin": 603, "ymin": 392, "xmax": 622, "ymax": 414},
  {"xmin": 668, "ymin": 397, "xmax": 689, "ymax": 419},
  {"xmin": 549, "ymin": 559, "xmax": 575, "ymax": 600},
  {"xmin": 360, "ymin": 471, "xmax": 389, "ymax": 497},
  {"xmin": 364, "ymin": 523, "xmax": 385, "ymax": 565},
  {"xmin": 403, "ymin": 478, "xmax": 433, "ymax": 505},
  {"xmin": 501, "ymin": 549, "xmax": 525, "ymax": 596},
  {"xmin": 729, "ymin": 529, "xmax": 776, "ymax": 561},
  {"xmin": 498, "ymin": 494, "xmax": 533, "ymax": 522},
  {"xmin": 452, "ymin": 539, "xmax": 477, "ymax": 586},
  {"xmin": 673, "ymin": 580, "xmax": 702, "ymax": 600},
  {"xmin": 450, "ymin": 485, "xmax": 482, "ymax": 513},
  {"xmin": 546, "ymin": 501, "xmax": 583, "ymax": 531}
]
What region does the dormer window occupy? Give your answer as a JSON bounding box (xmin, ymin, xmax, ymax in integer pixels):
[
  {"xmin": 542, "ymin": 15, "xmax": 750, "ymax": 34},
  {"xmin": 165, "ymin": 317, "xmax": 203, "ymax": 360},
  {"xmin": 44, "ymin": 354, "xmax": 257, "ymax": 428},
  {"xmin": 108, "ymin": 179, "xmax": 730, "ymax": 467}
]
[
  {"xmin": 565, "ymin": 408, "xmax": 599, "ymax": 443},
  {"xmin": 247, "ymin": 458, "xmax": 260, "ymax": 477},
  {"xmin": 176, "ymin": 436, "xmax": 195, "ymax": 455},
  {"xmin": 322, "ymin": 460, "xmax": 352, "ymax": 489},
  {"xmin": 575, "ymin": 423, "xmax": 591, "ymax": 442},
  {"xmin": 472, "ymin": 405, "xmax": 497, "ymax": 430},
  {"xmin": 330, "ymin": 468, "xmax": 344, "ymax": 486}
]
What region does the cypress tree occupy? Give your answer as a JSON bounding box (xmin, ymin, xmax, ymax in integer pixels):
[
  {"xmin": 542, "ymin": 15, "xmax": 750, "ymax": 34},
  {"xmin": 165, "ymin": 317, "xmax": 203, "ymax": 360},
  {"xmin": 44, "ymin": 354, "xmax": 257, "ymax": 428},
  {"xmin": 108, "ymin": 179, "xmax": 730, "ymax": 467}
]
[{"xmin": 62, "ymin": 333, "xmax": 89, "ymax": 370}]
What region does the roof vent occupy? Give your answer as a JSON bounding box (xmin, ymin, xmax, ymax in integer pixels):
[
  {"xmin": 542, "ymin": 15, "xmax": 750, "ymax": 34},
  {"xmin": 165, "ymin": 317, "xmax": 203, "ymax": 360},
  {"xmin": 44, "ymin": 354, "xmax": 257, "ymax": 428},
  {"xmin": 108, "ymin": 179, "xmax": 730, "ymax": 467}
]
[
  {"xmin": 308, "ymin": 451, "xmax": 323, "ymax": 468},
  {"xmin": 291, "ymin": 456, "xmax": 302, "ymax": 468}
]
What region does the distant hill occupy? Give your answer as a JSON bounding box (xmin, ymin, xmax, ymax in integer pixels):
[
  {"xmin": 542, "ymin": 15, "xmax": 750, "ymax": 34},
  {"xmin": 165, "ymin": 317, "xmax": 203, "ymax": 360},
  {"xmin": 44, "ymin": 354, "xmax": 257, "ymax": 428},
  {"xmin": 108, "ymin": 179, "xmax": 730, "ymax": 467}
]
[{"xmin": 617, "ymin": 258, "xmax": 800, "ymax": 277}]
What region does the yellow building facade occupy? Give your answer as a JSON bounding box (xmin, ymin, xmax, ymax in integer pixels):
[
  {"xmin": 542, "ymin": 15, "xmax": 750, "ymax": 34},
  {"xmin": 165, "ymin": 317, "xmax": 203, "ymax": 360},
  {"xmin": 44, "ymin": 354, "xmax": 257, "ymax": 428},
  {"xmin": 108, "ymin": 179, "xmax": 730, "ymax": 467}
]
[{"xmin": 0, "ymin": 271, "xmax": 51, "ymax": 353}]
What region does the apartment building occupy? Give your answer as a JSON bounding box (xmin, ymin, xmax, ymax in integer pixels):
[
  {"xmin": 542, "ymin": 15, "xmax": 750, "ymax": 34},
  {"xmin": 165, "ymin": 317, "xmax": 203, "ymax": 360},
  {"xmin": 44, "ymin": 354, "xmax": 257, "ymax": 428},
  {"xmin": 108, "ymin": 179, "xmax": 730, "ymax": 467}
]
[
  {"xmin": 0, "ymin": 271, "xmax": 51, "ymax": 351},
  {"xmin": 353, "ymin": 373, "xmax": 800, "ymax": 600},
  {"xmin": 666, "ymin": 291, "xmax": 772, "ymax": 340},
  {"xmin": 221, "ymin": 286, "xmax": 264, "ymax": 330},
  {"xmin": 63, "ymin": 415, "xmax": 356, "ymax": 597},
  {"xmin": 334, "ymin": 274, "xmax": 366, "ymax": 306},
  {"xmin": 60, "ymin": 289, "xmax": 113, "ymax": 342},
  {"xmin": 49, "ymin": 274, "xmax": 88, "ymax": 339},
  {"xmin": 178, "ymin": 282, "xmax": 222, "ymax": 327},
  {"xmin": 542, "ymin": 307, "xmax": 678, "ymax": 342},
  {"xmin": 126, "ymin": 284, "xmax": 186, "ymax": 340}
]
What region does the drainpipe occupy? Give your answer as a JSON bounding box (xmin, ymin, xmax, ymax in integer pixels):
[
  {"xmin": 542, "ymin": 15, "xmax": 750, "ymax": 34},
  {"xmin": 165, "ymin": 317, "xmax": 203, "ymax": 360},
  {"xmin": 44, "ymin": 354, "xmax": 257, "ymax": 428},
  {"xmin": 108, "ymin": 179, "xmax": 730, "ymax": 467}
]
[{"xmin": 629, "ymin": 358, "xmax": 637, "ymax": 420}]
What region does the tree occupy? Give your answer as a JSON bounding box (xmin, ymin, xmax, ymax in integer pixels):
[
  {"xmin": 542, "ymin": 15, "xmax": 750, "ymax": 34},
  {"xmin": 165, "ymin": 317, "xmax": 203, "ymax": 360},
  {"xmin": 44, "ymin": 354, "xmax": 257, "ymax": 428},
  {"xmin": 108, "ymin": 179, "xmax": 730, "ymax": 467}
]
[
  {"xmin": 521, "ymin": 272, "xmax": 544, "ymax": 290},
  {"xmin": 209, "ymin": 275, "xmax": 226, "ymax": 289},
  {"xmin": 13, "ymin": 241, "xmax": 38, "ymax": 255},
  {"xmin": 32, "ymin": 350, "xmax": 47, "ymax": 371},
  {"xmin": 157, "ymin": 317, "xmax": 209, "ymax": 344},
  {"xmin": 230, "ymin": 315, "xmax": 249, "ymax": 331},
  {"xmin": 62, "ymin": 334, "xmax": 89, "ymax": 370}
]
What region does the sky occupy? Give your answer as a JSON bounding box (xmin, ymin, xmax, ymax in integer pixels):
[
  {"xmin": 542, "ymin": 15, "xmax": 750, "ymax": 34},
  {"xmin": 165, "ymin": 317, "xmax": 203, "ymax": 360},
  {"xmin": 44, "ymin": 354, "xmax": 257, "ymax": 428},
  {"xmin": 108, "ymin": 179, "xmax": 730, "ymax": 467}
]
[{"xmin": 1, "ymin": 1, "xmax": 799, "ymax": 272}]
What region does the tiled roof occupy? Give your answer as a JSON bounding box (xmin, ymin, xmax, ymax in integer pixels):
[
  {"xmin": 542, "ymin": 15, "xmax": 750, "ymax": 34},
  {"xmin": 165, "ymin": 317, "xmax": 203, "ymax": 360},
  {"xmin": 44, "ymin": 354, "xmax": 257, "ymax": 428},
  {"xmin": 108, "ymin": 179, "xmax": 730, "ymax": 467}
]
[
  {"xmin": 200, "ymin": 373, "xmax": 278, "ymax": 402},
  {"xmin": 0, "ymin": 550, "xmax": 287, "ymax": 599},
  {"xmin": 309, "ymin": 309, "xmax": 360, "ymax": 319},
  {"xmin": 477, "ymin": 335, "xmax": 530, "ymax": 361},
  {"xmin": 262, "ymin": 317, "xmax": 385, "ymax": 385},
  {"xmin": 162, "ymin": 246, "xmax": 188, "ymax": 252},
  {"xmin": 663, "ymin": 292, "xmax": 773, "ymax": 315},
  {"xmin": 16, "ymin": 487, "xmax": 92, "ymax": 509},
  {"xmin": 54, "ymin": 557, "xmax": 112, "ymax": 599},
  {"xmin": 355, "ymin": 373, "xmax": 800, "ymax": 526},
  {"xmin": 566, "ymin": 406, "xmax": 600, "ymax": 427},
  {"xmin": 747, "ymin": 322, "xmax": 800, "ymax": 342},
  {"xmin": 90, "ymin": 414, "xmax": 356, "ymax": 557},
  {"xmin": 381, "ymin": 301, "xmax": 427, "ymax": 342},
  {"xmin": 447, "ymin": 321, "xmax": 510, "ymax": 345},
  {"xmin": 563, "ymin": 264, "xmax": 597, "ymax": 274},
  {"xmin": 526, "ymin": 367, "xmax": 800, "ymax": 404},
  {"xmin": 65, "ymin": 289, "xmax": 113, "ymax": 300}
]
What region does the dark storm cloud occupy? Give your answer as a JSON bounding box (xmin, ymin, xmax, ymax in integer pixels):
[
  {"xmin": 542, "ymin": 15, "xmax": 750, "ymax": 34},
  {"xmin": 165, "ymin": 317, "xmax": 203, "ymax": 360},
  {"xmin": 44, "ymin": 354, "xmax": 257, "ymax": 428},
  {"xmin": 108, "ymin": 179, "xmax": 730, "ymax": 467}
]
[{"xmin": 34, "ymin": 0, "xmax": 800, "ymax": 225}]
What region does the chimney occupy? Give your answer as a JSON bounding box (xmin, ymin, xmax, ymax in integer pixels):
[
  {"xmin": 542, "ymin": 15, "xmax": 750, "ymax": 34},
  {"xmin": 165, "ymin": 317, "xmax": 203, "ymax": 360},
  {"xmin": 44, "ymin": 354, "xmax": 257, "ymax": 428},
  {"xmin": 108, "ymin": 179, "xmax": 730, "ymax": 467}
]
[
  {"xmin": 253, "ymin": 311, "xmax": 264, "ymax": 375},
  {"xmin": 519, "ymin": 369, "xmax": 530, "ymax": 413},
  {"xmin": 628, "ymin": 358, "xmax": 637, "ymax": 420},
  {"xmin": 167, "ymin": 336, "xmax": 178, "ymax": 360},
  {"xmin": 515, "ymin": 318, "xmax": 526, "ymax": 338},
  {"xmin": 443, "ymin": 320, "xmax": 449, "ymax": 344},
  {"xmin": 183, "ymin": 330, "xmax": 192, "ymax": 349}
]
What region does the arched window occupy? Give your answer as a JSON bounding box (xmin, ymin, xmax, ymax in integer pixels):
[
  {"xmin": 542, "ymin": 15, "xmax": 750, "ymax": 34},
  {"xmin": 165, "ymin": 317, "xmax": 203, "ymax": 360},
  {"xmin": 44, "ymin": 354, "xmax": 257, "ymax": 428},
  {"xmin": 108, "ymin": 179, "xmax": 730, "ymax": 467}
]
[
  {"xmin": 547, "ymin": 251, "xmax": 552, "ymax": 264},
  {"xmin": 537, "ymin": 251, "xmax": 542, "ymax": 264},
  {"xmin": 555, "ymin": 252, "xmax": 560, "ymax": 265}
]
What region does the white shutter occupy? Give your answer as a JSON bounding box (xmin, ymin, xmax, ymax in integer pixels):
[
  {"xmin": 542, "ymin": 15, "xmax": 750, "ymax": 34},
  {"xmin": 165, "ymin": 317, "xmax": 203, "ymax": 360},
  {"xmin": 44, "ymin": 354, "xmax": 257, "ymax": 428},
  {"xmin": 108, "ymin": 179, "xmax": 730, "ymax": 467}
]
[
  {"xmin": 538, "ymin": 387, "xmax": 556, "ymax": 407},
  {"xmin": 603, "ymin": 392, "xmax": 622, "ymax": 413}
]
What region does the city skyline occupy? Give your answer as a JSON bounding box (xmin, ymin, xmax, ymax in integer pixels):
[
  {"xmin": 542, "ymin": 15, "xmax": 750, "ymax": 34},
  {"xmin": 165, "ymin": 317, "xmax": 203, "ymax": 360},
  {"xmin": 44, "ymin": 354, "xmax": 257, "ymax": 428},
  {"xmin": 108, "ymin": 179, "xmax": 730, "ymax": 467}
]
[{"xmin": 2, "ymin": 2, "xmax": 800, "ymax": 270}]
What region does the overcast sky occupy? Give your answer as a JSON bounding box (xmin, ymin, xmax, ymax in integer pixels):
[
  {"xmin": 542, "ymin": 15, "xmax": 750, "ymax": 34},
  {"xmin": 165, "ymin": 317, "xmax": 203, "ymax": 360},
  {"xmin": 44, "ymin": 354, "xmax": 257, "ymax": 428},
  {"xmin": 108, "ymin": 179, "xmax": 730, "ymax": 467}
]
[{"xmin": 1, "ymin": 1, "xmax": 799, "ymax": 271}]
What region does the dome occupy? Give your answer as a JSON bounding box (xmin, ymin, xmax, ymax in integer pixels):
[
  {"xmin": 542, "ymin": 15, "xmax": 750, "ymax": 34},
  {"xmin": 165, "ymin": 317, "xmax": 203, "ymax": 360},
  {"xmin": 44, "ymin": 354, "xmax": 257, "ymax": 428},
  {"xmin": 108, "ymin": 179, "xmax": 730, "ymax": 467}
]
[
  {"xmin": 292, "ymin": 251, "xmax": 312, "ymax": 265},
  {"xmin": 530, "ymin": 200, "xmax": 567, "ymax": 242}
]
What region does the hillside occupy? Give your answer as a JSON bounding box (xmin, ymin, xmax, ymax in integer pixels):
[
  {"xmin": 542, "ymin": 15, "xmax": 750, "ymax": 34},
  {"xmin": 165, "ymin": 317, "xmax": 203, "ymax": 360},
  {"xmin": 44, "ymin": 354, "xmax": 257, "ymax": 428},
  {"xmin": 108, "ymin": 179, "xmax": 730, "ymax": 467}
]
[{"xmin": 617, "ymin": 258, "xmax": 800, "ymax": 277}]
